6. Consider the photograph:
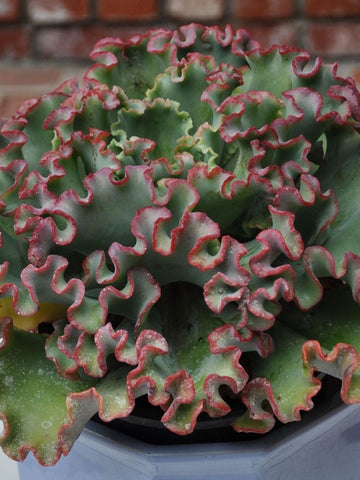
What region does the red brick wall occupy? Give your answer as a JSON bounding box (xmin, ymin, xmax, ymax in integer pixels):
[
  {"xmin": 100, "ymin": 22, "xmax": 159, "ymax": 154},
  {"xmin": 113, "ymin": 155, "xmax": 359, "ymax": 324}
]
[{"xmin": 0, "ymin": 0, "xmax": 359, "ymax": 63}]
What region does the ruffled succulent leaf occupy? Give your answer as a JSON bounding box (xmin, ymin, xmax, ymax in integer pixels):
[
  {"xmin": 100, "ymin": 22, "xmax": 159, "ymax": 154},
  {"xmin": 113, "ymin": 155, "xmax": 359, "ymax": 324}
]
[
  {"xmin": 113, "ymin": 98, "xmax": 193, "ymax": 162},
  {"xmin": 0, "ymin": 318, "xmax": 96, "ymax": 465},
  {"xmin": 317, "ymin": 126, "xmax": 360, "ymax": 260},
  {"xmin": 86, "ymin": 35, "xmax": 173, "ymax": 99},
  {"xmin": 93, "ymin": 286, "xmax": 254, "ymax": 433},
  {"xmin": 234, "ymin": 285, "xmax": 360, "ymax": 433},
  {"xmin": 232, "ymin": 322, "xmax": 321, "ymax": 433},
  {"xmin": 146, "ymin": 55, "xmax": 215, "ymax": 132},
  {"xmin": 280, "ymin": 286, "xmax": 360, "ymax": 401}
]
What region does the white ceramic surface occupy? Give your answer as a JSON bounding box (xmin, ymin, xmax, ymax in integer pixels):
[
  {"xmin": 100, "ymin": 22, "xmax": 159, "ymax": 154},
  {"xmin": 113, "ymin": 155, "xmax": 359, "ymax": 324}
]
[
  {"xmin": 0, "ymin": 448, "xmax": 19, "ymax": 479},
  {"xmin": 17, "ymin": 400, "xmax": 360, "ymax": 480}
]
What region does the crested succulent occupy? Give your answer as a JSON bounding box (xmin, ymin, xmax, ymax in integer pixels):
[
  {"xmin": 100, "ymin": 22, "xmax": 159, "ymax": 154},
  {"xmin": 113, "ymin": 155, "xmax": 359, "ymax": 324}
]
[{"xmin": 1, "ymin": 23, "xmax": 360, "ymax": 465}]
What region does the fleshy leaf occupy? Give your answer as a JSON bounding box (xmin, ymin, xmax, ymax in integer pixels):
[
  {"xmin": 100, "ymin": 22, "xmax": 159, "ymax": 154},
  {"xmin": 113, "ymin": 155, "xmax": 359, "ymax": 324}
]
[
  {"xmin": 0, "ymin": 319, "xmax": 95, "ymax": 465},
  {"xmin": 318, "ymin": 126, "xmax": 360, "ymax": 262},
  {"xmin": 280, "ymin": 285, "xmax": 360, "ymax": 402},
  {"xmin": 146, "ymin": 55, "xmax": 215, "ymax": 131},
  {"xmin": 134, "ymin": 285, "xmax": 250, "ymax": 434},
  {"xmin": 233, "ymin": 322, "xmax": 320, "ymax": 433}
]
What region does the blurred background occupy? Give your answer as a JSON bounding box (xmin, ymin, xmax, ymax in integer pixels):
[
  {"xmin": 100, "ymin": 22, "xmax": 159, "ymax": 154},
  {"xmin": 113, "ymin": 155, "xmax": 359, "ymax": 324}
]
[{"xmin": 0, "ymin": 0, "xmax": 360, "ymax": 118}]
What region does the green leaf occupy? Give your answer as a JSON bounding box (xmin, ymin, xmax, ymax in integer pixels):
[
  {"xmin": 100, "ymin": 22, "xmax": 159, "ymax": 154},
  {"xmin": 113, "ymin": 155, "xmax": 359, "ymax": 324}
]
[
  {"xmin": 0, "ymin": 322, "xmax": 95, "ymax": 465},
  {"xmin": 140, "ymin": 284, "xmax": 249, "ymax": 432},
  {"xmin": 21, "ymin": 95, "xmax": 66, "ymax": 171},
  {"xmin": 279, "ymin": 286, "xmax": 360, "ymax": 402},
  {"xmin": 279, "ymin": 285, "xmax": 360, "ymax": 351},
  {"xmin": 247, "ymin": 322, "xmax": 319, "ymax": 422},
  {"xmin": 147, "ymin": 57, "xmax": 213, "ymax": 132},
  {"xmin": 236, "ymin": 49, "xmax": 296, "ymax": 97},
  {"xmin": 317, "ymin": 126, "xmax": 360, "ymax": 262},
  {"xmin": 88, "ymin": 37, "xmax": 172, "ymax": 98},
  {"xmin": 114, "ymin": 98, "xmax": 193, "ymax": 162}
]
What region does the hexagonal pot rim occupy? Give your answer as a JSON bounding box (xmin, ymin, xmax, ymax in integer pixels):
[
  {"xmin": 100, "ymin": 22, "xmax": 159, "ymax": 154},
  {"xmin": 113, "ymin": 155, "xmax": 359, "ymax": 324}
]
[{"xmin": 17, "ymin": 396, "xmax": 360, "ymax": 480}]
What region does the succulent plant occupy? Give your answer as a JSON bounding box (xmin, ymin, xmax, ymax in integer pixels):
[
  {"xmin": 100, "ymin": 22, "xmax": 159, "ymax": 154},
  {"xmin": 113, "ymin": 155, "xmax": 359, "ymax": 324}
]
[{"xmin": 1, "ymin": 23, "xmax": 360, "ymax": 465}]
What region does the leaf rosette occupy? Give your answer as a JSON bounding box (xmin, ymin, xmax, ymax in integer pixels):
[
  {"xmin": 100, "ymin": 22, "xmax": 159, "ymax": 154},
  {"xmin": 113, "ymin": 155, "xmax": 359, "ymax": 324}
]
[{"xmin": 1, "ymin": 23, "xmax": 360, "ymax": 465}]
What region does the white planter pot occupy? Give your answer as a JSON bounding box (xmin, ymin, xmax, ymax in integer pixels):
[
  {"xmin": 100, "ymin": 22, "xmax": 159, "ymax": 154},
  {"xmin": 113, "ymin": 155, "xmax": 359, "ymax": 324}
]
[{"xmin": 18, "ymin": 400, "xmax": 360, "ymax": 480}]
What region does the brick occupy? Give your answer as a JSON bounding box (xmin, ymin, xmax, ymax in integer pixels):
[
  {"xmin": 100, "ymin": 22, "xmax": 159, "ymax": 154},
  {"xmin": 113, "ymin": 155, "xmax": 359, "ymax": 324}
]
[
  {"xmin": 36, "ymin": 27, "xmax": 101, "ymax": 59},
  {"xmin": 336, "ymin": 62, "xmax": 360, "ymax": 87},
  {"xmin": 305, "ymin": 23, "xmax": 360, "ymax": 56},
  {"xmin": 349, "ymin": 68, "xmax": 360, "ymax": 87},
  {"xmin": 97, "ymin": 0, "xmax": 158, "ymax": 20},
  {"xmin": 27, "ymin": 0, "xmax": 91, "ymax": 23},
  {"xmin": 166, "ymin": 0, "xmax": 225, "ymax": 20},
  {"xmin": 245, "ymin": 23, "xmax": 299, "ymax": 49},
  {"xmin": 0, "ymin": 27, "xmax": 31, "ymax": 59},
  {"xmin": 0, "ymin": 0, "xmax": 21, "ymax": 22},
  {"xmin": 305, "ymin": 0, "xmax": 360, "ymax": 17},
  {"xmin": 35, "ymin": 26, "xmax": 150, "ymax": 60},
  {"xmin": 0, "ymin": 65, "xmax": 88, "ymax": 119},
  {"xmin": 234, "ymin": 0, "xmax": 294, "ymax": 20},
  {"xmin": 0, "ymin": 95, "xmax": 38, "ymax": 118},
  {"xmin": 0, "ymin": 67, "xmax": 61, "ymax": 86}
]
